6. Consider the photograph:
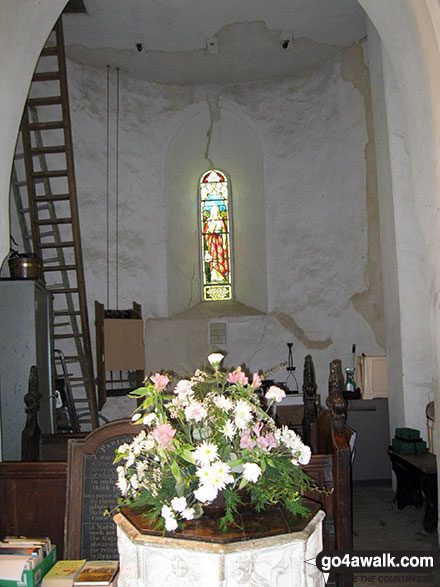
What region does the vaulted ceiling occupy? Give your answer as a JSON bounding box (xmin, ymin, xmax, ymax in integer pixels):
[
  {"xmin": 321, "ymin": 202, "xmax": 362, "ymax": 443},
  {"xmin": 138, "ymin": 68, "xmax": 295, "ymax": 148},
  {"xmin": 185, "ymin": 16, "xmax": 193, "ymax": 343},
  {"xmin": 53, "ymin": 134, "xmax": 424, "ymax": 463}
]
[{"xmin": 62, "ymin": 0, "xmax": 366, "ymax": 84}]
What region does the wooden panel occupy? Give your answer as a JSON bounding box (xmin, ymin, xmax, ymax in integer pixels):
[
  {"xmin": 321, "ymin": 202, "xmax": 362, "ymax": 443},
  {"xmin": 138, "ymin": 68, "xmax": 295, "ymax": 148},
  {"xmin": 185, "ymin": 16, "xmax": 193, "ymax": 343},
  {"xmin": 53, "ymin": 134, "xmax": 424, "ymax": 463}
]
[
  {"xmin": 103, "ymin": 319, "xmax": 144, "ymax": 371},
  {"xmin": 0, "ymin": 462, "xmax": 67, "ymax": 558}
]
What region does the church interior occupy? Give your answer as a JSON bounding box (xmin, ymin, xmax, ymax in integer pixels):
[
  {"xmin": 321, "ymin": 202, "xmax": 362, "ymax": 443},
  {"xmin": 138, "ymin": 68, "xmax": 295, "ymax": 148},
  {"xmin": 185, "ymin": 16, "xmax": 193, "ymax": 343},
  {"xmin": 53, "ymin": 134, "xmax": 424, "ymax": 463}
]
[{"xmin": 1, "ymin": 0, "xmax": 440, "ymax": 584}]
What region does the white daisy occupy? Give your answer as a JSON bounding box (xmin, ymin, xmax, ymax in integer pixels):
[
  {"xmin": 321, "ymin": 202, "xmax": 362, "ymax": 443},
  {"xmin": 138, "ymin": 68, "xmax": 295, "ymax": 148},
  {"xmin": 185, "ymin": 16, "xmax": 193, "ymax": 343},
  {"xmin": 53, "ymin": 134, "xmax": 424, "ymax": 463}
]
[{"xmin": 193, "ymin": 441, "xmax": 219, "ymax": 465}]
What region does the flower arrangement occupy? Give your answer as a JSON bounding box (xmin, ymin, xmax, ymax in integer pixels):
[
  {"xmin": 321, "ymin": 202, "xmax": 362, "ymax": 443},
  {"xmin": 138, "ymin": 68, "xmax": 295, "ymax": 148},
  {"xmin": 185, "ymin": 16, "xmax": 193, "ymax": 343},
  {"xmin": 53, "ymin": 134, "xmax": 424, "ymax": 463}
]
[{"xmin": 112, "ymin": 353, "xmax": 319, "ymax": 532}]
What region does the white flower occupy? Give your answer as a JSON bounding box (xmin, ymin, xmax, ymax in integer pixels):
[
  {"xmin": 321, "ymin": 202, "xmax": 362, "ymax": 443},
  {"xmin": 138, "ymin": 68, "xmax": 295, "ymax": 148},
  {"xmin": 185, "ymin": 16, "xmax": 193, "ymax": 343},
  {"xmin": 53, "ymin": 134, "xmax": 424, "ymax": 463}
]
[
  {"xmin": 290, "ymin": 441, "xmax": 312, "ymax": 465},
  {"xmin": 213, "ymin": 394, "xmax": 234, "ymax": 412},
  {"xmin": 171, "ymin": 496, "xmax": 187, "ymax": 513},
  {"xmin": 125, "ymin": 453, "xmax": 135, "ymax": 467},
  {"xmin": 116, "ymin": 476, "xmax": 128, "ymax": 496},
  {"xmin": 193, "ymin": 442, "xmax": 219, "ymax": 465},
  {"xmin": 194, "ymin": 484, "xmax": 219, "ymax": 503},
  {"xmin": 161, "ymin": 504, "xmax": 173, "ymax": 518},
  {"xmin": 135, "ymin": 461, "xmax": 148, "ymax": 478},
  {"xmin": 143, "ymin": 412, "xmax": 158, "ymax": 426},
  {"xmin": 174, "ymin": 379, "xmax": 194, "ymax": 400},
  {"xmin": 208, "ymin": 353, "xmax": 224, "ymax": 367},
  {"xmin": 131, "ymin": 413, "xmax": 142, "ymax": 422},
  {"xmin": 164, "ymin": 516, "xmax": 178, "ymax": 532},
  {"xmin": 181, "ymin": 507, "xmax": 195, "ymax": 520},
  {"xmin": 265, "ymin": 385, "xmax": 286, "ymax": 403},
  {"xmin": 243, "ymin": 462, "xmax": 262, "ymax": 483},
  {"xmin": 234, "ymin": 400, "xmax": 253, "ymax": 429},
  {"xmin": 184, "ymin": 402, "xmax": 208, "ymax": 422},
  {"xmin": 130, "ymin": 475, "xmax": 140, "ymax": 490},
  {"xmin": 196, "ymin": 461, "xmax": 233, "ymax": 490},
  {"xmin": 221, "ymin": 419, "xmax": 236, "ymax": 440},
  {"xmin": 210, "ymin": 461, "xmax": 234, "ymax": 488},
  {"xmin": 196, "ymin": 465, "xmax": 214, "ymax": 485},
  {"xmin": 276, "ymin": 426, "xmax": 302, "ymax": 450}
]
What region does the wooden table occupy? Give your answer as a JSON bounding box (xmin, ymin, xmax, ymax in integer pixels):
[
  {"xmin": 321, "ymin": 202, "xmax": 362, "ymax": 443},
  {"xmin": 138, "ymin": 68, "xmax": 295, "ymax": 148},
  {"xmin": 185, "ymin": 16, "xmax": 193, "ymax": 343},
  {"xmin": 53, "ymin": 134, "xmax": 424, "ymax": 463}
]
[{"xmin": 388, "ymin": 448, "xmax": 438, "ymax": 533}]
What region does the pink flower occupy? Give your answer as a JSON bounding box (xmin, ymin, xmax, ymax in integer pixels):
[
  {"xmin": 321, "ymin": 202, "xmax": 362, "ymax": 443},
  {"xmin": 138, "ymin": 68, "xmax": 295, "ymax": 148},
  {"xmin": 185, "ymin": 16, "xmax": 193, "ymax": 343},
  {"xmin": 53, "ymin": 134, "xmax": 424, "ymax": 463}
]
[
  {"xmin": 227, "ymin": 369, "xmax": 249, "ymax": 386},
  {"xmin": 184, "ymin": 402, "xmax": 207, "ymax": 422},
  {"xmin": 152, "ymin": 423, "xmax": 175, "ymax": 448},
  {"xmin": 150, "ymin": 373, "xmax": 170, "ymax": 391},
  {"xmin": 251, "ymin": 373, "xmax": 262, "ymax": 389},
  {"xmin": 257, "ymin": 433, "xmax": 279, "ymax": 451},
  {"xmin": 252, "ymin": 422, "xmax": 263, "ymax": 437},
  {"xmin": 240, "ymin": 430, "xmax": 256, "ymax": 451},
  {"xmin": 174, "ymin": 379, "xmax": 194, "ymax": 400},
  {"xmin": 265, "ymin": 385, "xmax": 286, "ymax": 403}
]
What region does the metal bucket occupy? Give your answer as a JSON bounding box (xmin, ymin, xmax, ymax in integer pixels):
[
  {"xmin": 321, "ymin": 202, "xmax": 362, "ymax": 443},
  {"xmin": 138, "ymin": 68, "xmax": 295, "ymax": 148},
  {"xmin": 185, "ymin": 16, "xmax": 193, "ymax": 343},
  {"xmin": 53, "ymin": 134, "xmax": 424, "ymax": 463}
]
[{"xmin": 8, "ymin": 254, "xmax": 42, "ymax": 279}]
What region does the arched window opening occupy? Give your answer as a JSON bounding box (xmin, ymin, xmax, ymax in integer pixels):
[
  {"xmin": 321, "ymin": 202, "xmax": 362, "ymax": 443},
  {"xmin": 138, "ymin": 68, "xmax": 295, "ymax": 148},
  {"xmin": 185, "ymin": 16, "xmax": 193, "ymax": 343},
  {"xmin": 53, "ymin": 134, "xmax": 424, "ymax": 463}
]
[{"xmin": 199, "ymin": 169, "xmax": 233, "ymax": 301}]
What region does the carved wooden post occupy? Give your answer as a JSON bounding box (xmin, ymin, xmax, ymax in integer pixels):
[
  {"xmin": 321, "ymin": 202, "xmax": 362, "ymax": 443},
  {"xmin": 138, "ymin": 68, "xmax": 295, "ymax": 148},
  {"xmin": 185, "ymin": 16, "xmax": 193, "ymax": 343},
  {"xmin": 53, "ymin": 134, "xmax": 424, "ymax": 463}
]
[
  {"xmin": 21, "ymin": 365, "xmax": 41, "ymax": 461},
  {"xmin": 327, "ymin": 359, "xmax": 352, "ymax": 585},
  {"xmin": 302, "ymin": 355, "xmax": 318, "ymax": 452}
]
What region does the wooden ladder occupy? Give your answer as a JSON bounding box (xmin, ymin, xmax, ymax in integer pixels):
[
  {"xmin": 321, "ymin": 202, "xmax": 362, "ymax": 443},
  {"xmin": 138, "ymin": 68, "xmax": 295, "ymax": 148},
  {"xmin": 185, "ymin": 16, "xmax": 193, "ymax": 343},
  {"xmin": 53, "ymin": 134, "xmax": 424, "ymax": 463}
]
[{"xmin": 17, "ymin": 16, "xmax": 98, "ymax": 430}]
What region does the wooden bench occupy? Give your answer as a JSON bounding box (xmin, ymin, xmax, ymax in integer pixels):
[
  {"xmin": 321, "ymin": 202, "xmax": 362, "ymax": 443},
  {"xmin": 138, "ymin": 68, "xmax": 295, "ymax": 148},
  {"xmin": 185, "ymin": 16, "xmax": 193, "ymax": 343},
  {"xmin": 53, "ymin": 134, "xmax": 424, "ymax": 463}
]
[{"xmin": 388, "ymin": 448, "xmax": 438, "ymax": 533}]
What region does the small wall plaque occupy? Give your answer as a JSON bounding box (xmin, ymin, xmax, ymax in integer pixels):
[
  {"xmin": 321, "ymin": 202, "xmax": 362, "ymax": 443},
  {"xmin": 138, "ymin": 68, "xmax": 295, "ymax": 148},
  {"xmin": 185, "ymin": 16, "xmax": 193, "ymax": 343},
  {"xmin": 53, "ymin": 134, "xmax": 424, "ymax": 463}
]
[{"xmin": 210, "ymin": 322, "xmax": 226, "ymax": 346}]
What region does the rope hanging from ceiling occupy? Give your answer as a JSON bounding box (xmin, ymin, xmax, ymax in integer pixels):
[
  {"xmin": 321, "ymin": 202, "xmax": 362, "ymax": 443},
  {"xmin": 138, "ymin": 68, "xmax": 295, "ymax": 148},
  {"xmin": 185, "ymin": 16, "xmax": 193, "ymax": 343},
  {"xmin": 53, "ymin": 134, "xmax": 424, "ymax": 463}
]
[{"xmin": 105, "ymin": 66, "xmax": 121, "ymax": 309}]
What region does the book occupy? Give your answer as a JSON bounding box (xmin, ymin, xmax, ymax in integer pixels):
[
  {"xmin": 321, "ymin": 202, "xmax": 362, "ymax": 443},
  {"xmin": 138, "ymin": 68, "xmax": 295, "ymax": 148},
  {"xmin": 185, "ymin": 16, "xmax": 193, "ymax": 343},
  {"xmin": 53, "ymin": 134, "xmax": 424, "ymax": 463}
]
[
  {"xmin": 73, "ymin": 561, "xmax": 119, "ymax": 586},
  {"xmin": 0, "ymin": 544, "xmax": 43, "ymax": 569},
  {"xmin": 2, "ymin": 536, "xmax": 52, "ymax": 557},
  {"xmin": 42, "ymin": 559, "xmax": 86, "ymax": 586}
]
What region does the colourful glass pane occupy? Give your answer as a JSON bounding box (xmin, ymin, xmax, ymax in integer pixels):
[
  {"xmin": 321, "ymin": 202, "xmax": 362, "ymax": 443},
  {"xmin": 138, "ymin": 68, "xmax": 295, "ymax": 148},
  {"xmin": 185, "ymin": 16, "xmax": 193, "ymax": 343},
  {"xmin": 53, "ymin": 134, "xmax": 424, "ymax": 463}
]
[{"xmin": 199, "ymin": 170, "xmax": 233, "ymax": 301}]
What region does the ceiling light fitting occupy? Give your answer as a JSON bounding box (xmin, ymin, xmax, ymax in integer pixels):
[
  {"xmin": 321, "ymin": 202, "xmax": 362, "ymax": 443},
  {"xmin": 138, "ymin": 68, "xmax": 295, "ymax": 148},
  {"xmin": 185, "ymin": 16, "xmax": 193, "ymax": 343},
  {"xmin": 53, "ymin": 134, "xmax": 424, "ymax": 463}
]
[
  {"xmin": 206, "ymin": 37, "xmax": 218, "ymax": 55},
  {"xmin": 280, "ymin": 33, "xmax": 294, "ymax": 50}
]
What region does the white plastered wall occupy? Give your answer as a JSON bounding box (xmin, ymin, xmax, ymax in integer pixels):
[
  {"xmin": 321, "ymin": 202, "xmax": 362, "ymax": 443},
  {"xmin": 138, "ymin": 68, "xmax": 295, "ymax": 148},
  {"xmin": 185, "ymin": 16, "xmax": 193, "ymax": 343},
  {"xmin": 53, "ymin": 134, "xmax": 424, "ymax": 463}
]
[{"xmin": 367, "ymin": 20, "xmax": 432, "ymax": 442}]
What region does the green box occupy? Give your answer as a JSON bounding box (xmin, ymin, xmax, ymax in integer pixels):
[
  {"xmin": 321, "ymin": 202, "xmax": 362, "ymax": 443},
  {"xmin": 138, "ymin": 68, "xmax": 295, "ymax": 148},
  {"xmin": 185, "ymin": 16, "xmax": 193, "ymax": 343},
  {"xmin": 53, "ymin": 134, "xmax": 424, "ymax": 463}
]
[
  {"xmin": 392, "ymin": 438, "xmax": 416, "ymax": 454},
  {"xmin": 395, "ymin": 427, "xmax": 420, "ymax": 440},
  {"xmin": 0, "ymin": 545, "xmax": 57, "ymax": 587}
]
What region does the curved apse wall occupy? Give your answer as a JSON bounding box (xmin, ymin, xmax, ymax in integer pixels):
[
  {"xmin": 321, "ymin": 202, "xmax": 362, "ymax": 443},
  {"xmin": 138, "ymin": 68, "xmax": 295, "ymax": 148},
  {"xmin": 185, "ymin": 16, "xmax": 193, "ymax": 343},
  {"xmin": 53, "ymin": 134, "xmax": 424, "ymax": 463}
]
[{"xmin": 165, "ymin": 102, "xmax": 267, "ymax": 315}]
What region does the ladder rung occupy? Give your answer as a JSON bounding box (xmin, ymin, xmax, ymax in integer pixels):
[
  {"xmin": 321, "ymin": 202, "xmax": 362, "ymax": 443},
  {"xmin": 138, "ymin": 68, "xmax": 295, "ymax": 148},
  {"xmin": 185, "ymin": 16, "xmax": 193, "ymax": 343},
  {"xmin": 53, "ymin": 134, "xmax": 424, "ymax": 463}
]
[
  {"xmin": 50, "ymin": 287, "xmax": 79, "ymax": 293},
  {"xmin": 41, "ymin": 46, "xmax": 58, "ymax": 57},
  {"xmin": 32, "ymin": 71, "xmax": 61, "ymax": 82},
  {"xmin": 28, "ymin": 121, "xmax": 64, "ymax": 131},
  {"xmin": 19, "ymin": 205, "xmax": 49, "ymax": 213},
  {"xmin": 70, "ymin": 377, "xmax": 93, "ymax": 382},
  {"xmin": 34, "ymin": 193, "xmax": 70, "ymax": 202},
  {"xmin": 61, "ymin": 356, "xmax": 82, "ymax": 361},
  {"xmin": 37, "ymin": 217, "xmax": 72, "ymax": 226},
  {"xmin": 53, "ymin": 321, "xmax": 72, "ymax": 327},
  {"xmin": 14, "ymin": 153, "xmax": 25, "ymax": 160},
  {"xmin": 31, "ymin": 169, "xmax": 67, "ymax": 179},
  {"xmin": 27, "ymin": 96, "xmax": 62, "ymax": 107},
  {"xmin": 31, "ymin": 145, "xmax": 66, "ymax": 155},
  {"xmin": 44, "ymin": 264, "xmax": 77, "ymax": 272},
  {"xmin": 40, "ymin": 241, "xmax": 75, "ymax": 249},
  {"xmin": 53, "ymin": 310, "xmax": 81, "ymax": 316},
  {"xmin": 39, "ymin": 230, "xmax": 55, "ymax": 238},
  {"xmin": 53, "ymin": 333, "xmax": 84, "ymax": 339},
  {"xmin": 42, "ymin": 256, "xmax": 59, "ymax": 263}
]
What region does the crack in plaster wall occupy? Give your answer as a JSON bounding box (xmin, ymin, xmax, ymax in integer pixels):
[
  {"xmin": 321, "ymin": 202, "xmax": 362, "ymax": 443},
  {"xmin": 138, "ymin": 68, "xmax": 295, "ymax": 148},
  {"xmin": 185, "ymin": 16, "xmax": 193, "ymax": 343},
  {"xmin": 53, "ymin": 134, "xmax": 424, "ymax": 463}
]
[
  {"xmin": 341, "ymin": 43, "xmax": 385, "ymax": 350},
  {"xmin": 275, "ymin": 312, "xmax": 332, "ymax": 350},
  {"xmin": 204, "ymin": 86, "xmax": 221, "ymax": 168}
]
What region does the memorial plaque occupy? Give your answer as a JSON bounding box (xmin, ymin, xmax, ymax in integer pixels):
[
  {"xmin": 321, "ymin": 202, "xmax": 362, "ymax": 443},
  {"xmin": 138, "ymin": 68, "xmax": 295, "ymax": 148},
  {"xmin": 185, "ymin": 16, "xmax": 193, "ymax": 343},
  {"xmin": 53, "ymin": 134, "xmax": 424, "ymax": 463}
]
[
  {"xmin": 64, "ymin": 420, "xmax": 136, "ymax": 560},
  {"xmin": 80, "ymin": 436, "xmax": 132, "ymax": 559}
]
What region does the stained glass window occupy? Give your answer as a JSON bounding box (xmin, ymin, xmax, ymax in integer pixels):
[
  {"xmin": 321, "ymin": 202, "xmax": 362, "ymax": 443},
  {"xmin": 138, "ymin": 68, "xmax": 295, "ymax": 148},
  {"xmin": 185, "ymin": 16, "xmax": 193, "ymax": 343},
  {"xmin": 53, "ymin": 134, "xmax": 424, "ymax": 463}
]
[{"xmin": 199, "ymin": 169, "xmax": 233, "ymax": 301}]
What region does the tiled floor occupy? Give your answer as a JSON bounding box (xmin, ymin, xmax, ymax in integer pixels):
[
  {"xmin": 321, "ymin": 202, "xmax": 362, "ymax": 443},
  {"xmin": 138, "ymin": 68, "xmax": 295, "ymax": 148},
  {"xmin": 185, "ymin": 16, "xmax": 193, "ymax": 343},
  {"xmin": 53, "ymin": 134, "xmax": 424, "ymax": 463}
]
[{"xmin": 351, "ymin": 481, "xmax": 439, "ymax": 586}]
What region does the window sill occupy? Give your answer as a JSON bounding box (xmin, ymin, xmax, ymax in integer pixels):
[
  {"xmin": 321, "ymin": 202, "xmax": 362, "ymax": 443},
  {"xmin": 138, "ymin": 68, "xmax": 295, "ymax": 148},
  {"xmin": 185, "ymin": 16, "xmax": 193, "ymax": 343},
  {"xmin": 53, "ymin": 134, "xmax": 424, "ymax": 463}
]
[{"xmin": 170, "ymin": 300, "xmax": 265, "ymax": 319}]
